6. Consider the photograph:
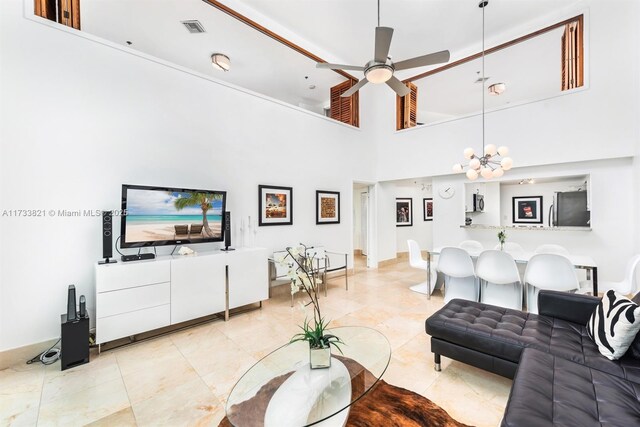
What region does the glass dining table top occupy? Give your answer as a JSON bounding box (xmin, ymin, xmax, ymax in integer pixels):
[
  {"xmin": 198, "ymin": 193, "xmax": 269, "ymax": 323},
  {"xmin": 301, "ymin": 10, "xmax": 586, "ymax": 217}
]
[{"xmin": 225, "ymin": 326, "xmax": 391, "ymax": 427}]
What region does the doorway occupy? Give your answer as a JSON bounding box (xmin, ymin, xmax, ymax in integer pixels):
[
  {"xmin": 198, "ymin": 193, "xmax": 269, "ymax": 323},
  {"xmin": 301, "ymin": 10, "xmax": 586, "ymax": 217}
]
[{"xmin": 353, "ymin": 182, "xmax": 374, "ymax": 270}]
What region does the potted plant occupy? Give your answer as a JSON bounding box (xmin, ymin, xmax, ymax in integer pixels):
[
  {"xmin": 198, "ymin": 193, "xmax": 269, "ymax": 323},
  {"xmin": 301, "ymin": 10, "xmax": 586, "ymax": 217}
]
[
  {"xmin": 497, "ymin": 229, "xmax": 507, "ymax": 251},
  {"xmin": 278, "ymin": 244, "xmax": 344, "ymax": 369}
]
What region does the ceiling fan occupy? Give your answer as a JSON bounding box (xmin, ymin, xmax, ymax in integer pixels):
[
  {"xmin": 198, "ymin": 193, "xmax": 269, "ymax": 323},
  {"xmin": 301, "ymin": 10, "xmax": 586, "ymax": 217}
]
[{"xmin": 316, "ymin": 1, "xmax": 451, "ymax": 98}]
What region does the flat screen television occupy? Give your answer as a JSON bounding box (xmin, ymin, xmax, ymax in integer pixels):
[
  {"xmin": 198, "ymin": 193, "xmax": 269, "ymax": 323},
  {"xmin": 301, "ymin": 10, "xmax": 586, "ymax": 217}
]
[{"xmin": 120, "ymin": 184, "xmax": 227, "ymax": 248}]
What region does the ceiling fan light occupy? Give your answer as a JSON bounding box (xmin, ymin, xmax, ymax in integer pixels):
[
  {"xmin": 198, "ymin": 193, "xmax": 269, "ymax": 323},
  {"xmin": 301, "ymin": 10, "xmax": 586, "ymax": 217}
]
[
  {"xmin": 211, "ymin": 53, "xmax": 230, "ymax": 71},
  {"xmin": 365, "ymin": 65, "xmax": 393, "ymax": 84}
]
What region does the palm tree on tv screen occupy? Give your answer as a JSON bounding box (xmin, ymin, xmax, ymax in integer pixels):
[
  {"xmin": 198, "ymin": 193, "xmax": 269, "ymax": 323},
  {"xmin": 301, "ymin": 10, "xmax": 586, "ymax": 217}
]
[{"xmin": 173, "ymin": 192, "xmax": 223, "ymax": 238}]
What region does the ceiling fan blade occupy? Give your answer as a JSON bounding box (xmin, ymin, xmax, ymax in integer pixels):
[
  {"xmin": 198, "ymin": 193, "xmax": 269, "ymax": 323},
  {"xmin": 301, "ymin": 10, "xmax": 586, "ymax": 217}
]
[
  {"xmin": 393, "ymin": 50, "xmax": 451, "ymax": 71},
  {"xmin": 374, "ymin": 27, "xmax": 394, "ymax": 63},
  {"xmin": 341, "ymin": 79, "xmax": 369, "ymax": 97},
  {"xmin": 386, "ymin": 76, "xmax": 411, "ymax": 97},
  {"xmin": 316, "ymin": 62, "xmax": 365, "ymax": 71}
]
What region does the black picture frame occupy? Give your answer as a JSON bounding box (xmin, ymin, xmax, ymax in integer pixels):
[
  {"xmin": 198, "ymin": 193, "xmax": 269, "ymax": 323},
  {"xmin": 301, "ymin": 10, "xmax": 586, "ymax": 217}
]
[
  {"xmin": 396, "ymin": 198, "xmax": 413, "ymax": 227},
  {"xmin": 512, "ymin": 196, "xmax": 543, "ymax": 224},
  {"xmin": 316, "ymin": 190, "xmax": 340, "ymax": 225},
  {"xmin": 423, "ymin": 198, "xmax": 433, "ymax": 221},
  {"xmin": 258, "ymin": 185, "xmax": 293, "ymax": 226}
]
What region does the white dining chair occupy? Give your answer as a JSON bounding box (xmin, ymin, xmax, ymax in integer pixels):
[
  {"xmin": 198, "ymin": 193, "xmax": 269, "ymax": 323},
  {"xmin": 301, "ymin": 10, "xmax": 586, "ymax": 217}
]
[
  {"xmin": 524, "ymin": 254, "xmax": 579, "ymax": 314},
  {"xmin": 493, "ymin": 242, "xmax": 526, "ymax": 258},
  {"xmin": 407, "ymin": 240, "xmax": 438, "ymax": 295},
  {"xmin": 438, "ymin": 247, "xmax": 479, "ymax": 304},
  {"xmin": 477, "ymin": 250, "xmax": 523, "ymax": 310},
  {"xmin": 459, "ymin": 240, "xmax": 484, "ymax": 256},
  {"xmin": 594, "ymin": 254, "xmax": 640, "ymax": 296},
  {"xmin": 534, "ymin": 244, "xmax": 570, "ymax": 256}
]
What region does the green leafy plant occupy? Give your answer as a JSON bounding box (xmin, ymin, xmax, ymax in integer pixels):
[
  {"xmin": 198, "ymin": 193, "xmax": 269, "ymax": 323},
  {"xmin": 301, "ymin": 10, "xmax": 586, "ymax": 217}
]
[
  {"xmin": 497, "ymin": 229, "xmax": 507, "ymax": 246},
  {"xmin": 278, "ymin": 243, "xmax": 344, "ymax": 353}
]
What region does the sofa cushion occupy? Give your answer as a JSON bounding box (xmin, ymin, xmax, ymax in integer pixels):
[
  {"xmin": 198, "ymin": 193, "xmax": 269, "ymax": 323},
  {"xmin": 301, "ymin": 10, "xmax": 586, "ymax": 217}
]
[
  {"xmin": 587, "ymin": 290, "xmax": 640, "ymax": 360},
  {"xmin": 501, "ymin": 348, "xmax": 640, "ymax": 427},
  {"xmin": 426, "ymin": 298, "xmax": 640, "ymax": 383}
]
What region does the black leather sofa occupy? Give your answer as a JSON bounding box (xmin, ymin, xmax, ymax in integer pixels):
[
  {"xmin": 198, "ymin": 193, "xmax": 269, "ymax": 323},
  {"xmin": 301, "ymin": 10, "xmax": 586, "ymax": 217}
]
[{"xmin": 425, "ymin": 291, "xmax": 640, "ymax": 425}]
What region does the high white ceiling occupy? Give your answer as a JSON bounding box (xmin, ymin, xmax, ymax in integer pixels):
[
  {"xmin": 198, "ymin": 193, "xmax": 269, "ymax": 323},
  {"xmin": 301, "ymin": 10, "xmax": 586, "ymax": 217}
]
[{"xmin": 80, "ymin": 0, "xmax": 583, "ymax": 117}]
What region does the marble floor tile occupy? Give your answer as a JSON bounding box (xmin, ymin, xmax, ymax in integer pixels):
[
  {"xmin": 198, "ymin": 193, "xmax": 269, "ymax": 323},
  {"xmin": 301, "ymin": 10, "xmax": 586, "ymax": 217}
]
[
  {"xmin": 85, "ymin": 407, "xmax": 137, "ymax": 427},
  {"xmin": 0, "ymin": 365, "xmax": 44, "ymax": 426},
  {"xmin": 131, "ymin": 377, "xmax": 223, "ymax": 427},
  {"xmin": 37, "ymin": 377, "xmax": 130, "ymax": 426}
]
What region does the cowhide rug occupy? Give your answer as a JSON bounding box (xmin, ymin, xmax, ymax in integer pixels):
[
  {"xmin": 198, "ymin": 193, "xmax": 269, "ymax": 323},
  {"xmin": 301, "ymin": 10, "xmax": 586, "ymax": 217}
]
[{"xmin": 219, "ymin": 356, "xmax": 471, "ymax": 427}]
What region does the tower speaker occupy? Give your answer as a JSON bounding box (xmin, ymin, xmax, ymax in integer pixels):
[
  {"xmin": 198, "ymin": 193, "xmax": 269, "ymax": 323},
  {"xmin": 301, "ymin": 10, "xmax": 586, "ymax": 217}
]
[
  {"xmin": 221, "ymin": 211, "xmax": 234, "ymax": 251},
  {"xmin": 99, "ymin": 210, "xmax": 117, "ymax": 264},
  {"xmin": 66, "ymin": 285, "xmax": 77, "ymax": 321}
]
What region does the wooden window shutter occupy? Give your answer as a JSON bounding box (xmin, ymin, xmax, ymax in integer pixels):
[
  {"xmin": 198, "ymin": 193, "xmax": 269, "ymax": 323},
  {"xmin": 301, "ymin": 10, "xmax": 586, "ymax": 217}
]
[
  {"xmin": 330, "ymin": 80, "xmax": 359, "ymax": 127},
  {"xmin": 396, "ymin": 82, "xmax": 418, "ymax": 130},
  {"xmin": 34, "ymin": 0, "xmax": 56, "ymax": 21},
  {"xmin": 561, "ymin": 17, "xmax": 583, "ymax": 91},
  {"xmin": 34, "ymin": 0, "xmax": 80, "ymax": 29},
  {"xmin": 58, "ymin": 0, "xmax": 81, "ymax": 30}
]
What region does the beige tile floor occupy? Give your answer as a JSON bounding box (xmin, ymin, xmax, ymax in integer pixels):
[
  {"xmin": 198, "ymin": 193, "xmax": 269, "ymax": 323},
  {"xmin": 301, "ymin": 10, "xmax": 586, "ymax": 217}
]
[{"xmin": 0, "ymin": 257, "xmax": 512, "ymax": 426}]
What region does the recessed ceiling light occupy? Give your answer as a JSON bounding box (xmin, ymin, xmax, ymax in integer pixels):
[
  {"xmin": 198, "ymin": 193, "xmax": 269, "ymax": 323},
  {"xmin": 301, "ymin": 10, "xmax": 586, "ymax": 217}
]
[
  {"xmin": 211, "ymin": 53, "xmax": 230, "ymax": 72},
  {"xmin": 488, "ymin": 82, "xmax": 506, "ymax": 95},
  {"xmin": 308, "ymin": 84, "xmax": 316, "ymax": 90}
]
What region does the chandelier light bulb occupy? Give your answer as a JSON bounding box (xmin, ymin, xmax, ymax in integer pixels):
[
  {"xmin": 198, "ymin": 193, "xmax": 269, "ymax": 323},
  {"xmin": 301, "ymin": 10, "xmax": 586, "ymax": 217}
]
[
  {"xmin": 469, "ymin": 158, "xmax": 481, "ymax": 170},
  {"xmin": 484, "ymin": 144, "xmax": 497, "ymax": 156},
  {"xmin": 463, "ymin": 147, "xmax": 475, "ymax": 159},
  {"xmin": 501, "ymin": 157, "xmax": 513, "ymax": 170},
  {"xmin": 452, "ymin": 163, "xmax": 463, "ymax": 173},
  {"xmin": 492, "ymin": 167, "xmax": 504, "ymax": 178},
  {"xmin": 481, "ymin": 167, "xmax": 493, "ymax": 179},
  {"xmin": 466, "ymin": 169, "xmax": 479, "ymax": 180},
  {"xmin": 498, "ymin": 146, "xmax": 509, "ymax": 156}
]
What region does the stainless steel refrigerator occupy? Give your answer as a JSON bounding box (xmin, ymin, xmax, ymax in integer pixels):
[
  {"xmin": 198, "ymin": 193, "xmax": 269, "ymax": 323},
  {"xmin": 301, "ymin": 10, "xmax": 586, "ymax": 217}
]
[{"xmin": 549, "ymin": 191, "xmax": 590, "ymax": 227}]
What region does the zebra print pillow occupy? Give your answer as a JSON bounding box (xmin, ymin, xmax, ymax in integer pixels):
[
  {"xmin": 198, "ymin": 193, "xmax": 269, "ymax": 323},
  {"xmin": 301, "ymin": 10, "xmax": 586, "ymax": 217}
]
[{"xmin": 587, "ymin": 290, "xmax": 640, "ymax": 360}]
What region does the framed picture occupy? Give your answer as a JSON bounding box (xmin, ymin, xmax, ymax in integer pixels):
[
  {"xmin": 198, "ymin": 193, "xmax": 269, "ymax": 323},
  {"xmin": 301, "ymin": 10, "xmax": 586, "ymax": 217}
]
[
  {"xmin": 423, "ymin": 198, "xmax": 433, "ymax": 221},
  {"xmin": 316, "ymin": 190, "xmax": 340, "ymax": 225},
  {"xmin": 396, "ymin": 198, "xmax": 413, "ymax": 227},
  {"xmin": 512, "ymin": 196, "xmax": 543, "ymax": 224},
  {"xmin": 259, "ymin": 185, "xmax": 293, "ymax": 226}
]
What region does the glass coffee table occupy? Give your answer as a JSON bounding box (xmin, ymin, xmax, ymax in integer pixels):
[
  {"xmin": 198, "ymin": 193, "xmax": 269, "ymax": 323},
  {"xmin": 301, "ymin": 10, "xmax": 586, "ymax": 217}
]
[{"xmin": 225, "ymin": 326, "xmax": 391, "ymax": 427}]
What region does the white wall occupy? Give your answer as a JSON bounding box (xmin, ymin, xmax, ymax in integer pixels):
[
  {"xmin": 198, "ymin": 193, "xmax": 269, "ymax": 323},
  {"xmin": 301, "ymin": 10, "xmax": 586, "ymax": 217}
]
[
  {"xmin": 0, "ymin": 1, "xmax": 376, "ymax": 351},
  {"xmin": 393, "ymin": 184, "xmax": 434, "ymax": 253}
]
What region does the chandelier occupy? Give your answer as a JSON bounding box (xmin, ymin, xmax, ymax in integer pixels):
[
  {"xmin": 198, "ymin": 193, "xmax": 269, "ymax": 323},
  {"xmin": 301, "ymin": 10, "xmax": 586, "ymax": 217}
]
[{"xmin": 452, "ymin": 0, "xmax": 513, "ymax": 181}]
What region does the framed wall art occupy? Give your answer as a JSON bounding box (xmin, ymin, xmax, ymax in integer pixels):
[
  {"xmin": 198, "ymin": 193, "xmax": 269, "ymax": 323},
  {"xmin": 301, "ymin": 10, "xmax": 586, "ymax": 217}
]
[
  {"xmin": 423, "ymin": 198, "xmax": 433, "ymax": 221},
  {"xmin": 258, "ymin": 185, "xmax": 293, "ymax": 226},
  {"xmin": 316, "ymin": 190, "xmax": 340, "ymax": 225},
  {"xmin": 512, "ymin": 196, "xmax": 543, "ymax": 224},
  {"xmin": 396, "ymin": 198, "xmax": 413, "ymax": 227}
]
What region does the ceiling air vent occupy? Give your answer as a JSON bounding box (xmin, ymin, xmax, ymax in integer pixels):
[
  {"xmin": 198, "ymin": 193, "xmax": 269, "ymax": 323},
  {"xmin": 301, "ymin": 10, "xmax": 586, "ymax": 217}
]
[{"xmin": 181, "ymin": 20, "xmax": 206, "ymax": 34}]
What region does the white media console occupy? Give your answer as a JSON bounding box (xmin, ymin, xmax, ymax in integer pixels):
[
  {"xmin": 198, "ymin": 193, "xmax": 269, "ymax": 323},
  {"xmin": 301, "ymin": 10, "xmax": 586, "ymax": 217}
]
[{"xmin": 95, "ymin": 247, "xmax": 268, "ymax": 346}]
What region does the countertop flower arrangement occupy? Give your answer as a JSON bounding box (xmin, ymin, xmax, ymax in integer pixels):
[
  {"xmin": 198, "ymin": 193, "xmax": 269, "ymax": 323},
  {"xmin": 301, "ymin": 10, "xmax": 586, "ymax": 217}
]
[{"xmin": 497, "ymin": 229, "xmax": 507, "ymax": 249}]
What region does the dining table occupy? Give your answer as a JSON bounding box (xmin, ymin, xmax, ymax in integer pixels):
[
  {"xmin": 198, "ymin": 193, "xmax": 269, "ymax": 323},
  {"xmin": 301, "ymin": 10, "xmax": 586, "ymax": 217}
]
[{"xmin": 426, "ymin": 247, "xmax": 598, "ymax": 299}]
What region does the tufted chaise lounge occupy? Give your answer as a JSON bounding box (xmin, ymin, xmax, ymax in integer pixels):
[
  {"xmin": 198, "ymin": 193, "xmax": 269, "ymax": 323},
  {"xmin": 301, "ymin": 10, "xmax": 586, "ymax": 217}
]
[{"xmin": 425, "ymin": 290, "xmax": 640, "ymax": 425}]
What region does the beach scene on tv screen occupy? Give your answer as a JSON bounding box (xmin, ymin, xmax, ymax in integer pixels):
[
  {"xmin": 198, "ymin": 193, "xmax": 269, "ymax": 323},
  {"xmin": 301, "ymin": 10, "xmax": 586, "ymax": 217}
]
[{"xmin": 125, "ymin": 189, "xmax": 223, "ymax": 243}]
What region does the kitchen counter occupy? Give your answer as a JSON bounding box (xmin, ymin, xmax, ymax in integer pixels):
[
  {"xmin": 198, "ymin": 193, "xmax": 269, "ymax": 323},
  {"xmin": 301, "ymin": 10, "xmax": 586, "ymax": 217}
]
[{"xmin": 460, "ymin": 224, "xmax": 591, "ymax": 231}]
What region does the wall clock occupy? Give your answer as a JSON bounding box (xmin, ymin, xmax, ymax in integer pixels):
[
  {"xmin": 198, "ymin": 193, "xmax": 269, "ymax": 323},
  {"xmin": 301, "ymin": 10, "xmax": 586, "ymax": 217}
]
[{"xmin": 438, "ymin": 185, "xmax": 455, "ymax": 199}]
